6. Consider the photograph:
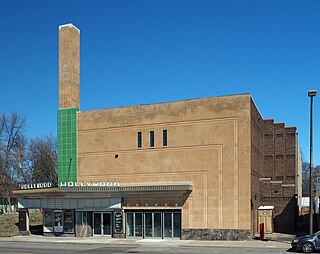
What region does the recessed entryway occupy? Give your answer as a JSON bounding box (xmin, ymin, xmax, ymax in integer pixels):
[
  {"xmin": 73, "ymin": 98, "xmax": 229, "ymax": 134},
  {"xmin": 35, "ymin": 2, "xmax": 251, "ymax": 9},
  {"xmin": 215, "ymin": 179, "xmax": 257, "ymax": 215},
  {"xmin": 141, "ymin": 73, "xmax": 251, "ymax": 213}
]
[{"xmin": 93, "ymin": 212, "xmax": 112, "ymax": 236}]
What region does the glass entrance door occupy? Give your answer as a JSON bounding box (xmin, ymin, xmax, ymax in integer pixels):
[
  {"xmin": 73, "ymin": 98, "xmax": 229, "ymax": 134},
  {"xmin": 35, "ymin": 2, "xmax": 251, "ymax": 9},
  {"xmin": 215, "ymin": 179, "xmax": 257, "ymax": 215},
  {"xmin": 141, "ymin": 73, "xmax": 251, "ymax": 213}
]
[
  {"xmin": 154, "ymin": 213, "xmax": 162, "ymax": 237},
  {"xmin": 126, "ymin": 212, "xmax": 143, "ymax": 237},
  {"xmin": 163, "ymin": 212, "xmax": 181, "ymax": 238},
  {"xmin": 126, "ymin": 211, "xmax": 181, "ymax": 239},
  {"xmin": 93, "ymin": 212, "xmax": 111, "ymax": 236},
  {"xmin": 103, "ymin": 213, "xmax": 111, "ymax": 235},
  {"xmin": 163, "ymin": 213, "xmax": 172, "ymax": 238},
  {"xmin": 93, "ymin": 213, "xmax": 102, "ymax": 235},
  {"xmin": 144, "ymin": 212, "xmax": 162, "ymax": 238}
]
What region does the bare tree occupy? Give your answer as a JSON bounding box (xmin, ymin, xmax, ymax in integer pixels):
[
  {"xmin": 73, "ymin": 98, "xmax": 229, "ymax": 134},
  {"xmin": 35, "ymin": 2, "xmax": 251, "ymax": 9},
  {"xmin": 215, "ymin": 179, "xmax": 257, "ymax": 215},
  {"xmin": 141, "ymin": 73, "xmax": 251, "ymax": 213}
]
[
  {"xmin": 0, "ymin": 113, "xmax": 58, "ymax": 214},
  {"xmin": 29, "ymin": 134, "xmax": 58, "ymax": 186},
  {"xmin": 0, "ymin": 112, "xmax": 27, "ymax": 213}
]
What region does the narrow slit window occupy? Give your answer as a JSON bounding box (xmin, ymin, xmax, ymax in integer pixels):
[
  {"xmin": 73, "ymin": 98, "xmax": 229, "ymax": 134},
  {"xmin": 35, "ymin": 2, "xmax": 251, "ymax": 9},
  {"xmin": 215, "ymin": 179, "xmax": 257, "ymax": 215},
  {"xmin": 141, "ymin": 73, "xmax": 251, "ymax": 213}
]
[
  {"xmin": 163, "ymin": 130, "xmax": 167, "ymax": 146},
  {"xmin": 138, "ymin": 132, "xmax": 142, "ymax": 148},
  {"xmin": 150, "ymin": 131, "xmax": 154, "ymax": 148}
]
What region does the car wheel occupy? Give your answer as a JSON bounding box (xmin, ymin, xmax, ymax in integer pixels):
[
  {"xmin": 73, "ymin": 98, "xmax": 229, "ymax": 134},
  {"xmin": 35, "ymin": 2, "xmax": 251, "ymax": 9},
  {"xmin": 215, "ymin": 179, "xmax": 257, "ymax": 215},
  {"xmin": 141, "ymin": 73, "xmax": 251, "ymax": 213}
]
[{"xmin": 302, "ymin": 242, "xmax": 314, "ymax": 253}]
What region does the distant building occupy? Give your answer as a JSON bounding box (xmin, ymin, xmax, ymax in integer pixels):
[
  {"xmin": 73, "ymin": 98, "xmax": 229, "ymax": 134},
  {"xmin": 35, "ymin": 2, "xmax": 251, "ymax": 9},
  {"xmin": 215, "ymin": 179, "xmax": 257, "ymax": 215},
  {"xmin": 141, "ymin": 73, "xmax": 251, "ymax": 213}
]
[{"xmin": 14, "ymin": 24, "xmax": 302, "ymax": 239}]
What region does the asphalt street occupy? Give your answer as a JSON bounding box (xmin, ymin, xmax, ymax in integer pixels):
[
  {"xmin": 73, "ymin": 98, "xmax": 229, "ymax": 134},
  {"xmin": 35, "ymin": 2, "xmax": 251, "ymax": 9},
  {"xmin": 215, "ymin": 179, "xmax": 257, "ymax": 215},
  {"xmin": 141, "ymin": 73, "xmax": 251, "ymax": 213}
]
[{"xmin": 0, "ymin": 242, "xmax": 291, "ymax": 254}]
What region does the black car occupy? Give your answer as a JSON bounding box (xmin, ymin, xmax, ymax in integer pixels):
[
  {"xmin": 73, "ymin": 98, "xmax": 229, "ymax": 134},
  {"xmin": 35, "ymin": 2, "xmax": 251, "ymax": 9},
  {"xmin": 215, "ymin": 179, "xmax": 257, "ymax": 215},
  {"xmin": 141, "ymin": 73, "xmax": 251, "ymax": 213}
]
[{"xmin": 291, "ymin": 231, "xmax": 320, "ymax": 253}]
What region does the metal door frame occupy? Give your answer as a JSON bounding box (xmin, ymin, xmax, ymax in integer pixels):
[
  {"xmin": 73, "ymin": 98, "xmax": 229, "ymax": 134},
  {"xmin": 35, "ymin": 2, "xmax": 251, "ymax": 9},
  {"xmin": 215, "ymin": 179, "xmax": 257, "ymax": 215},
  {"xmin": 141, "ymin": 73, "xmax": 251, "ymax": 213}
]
[
  {"xmin": 93, "ymin": 212, "xmax": 112, "ymax": 236},
  {"xmin": 126, "ymin": 212, "xmax": 143, "ymax": 238},
  {"xmin": 144, "ymin": 212, "xmax": 162, "ymax": 238}
]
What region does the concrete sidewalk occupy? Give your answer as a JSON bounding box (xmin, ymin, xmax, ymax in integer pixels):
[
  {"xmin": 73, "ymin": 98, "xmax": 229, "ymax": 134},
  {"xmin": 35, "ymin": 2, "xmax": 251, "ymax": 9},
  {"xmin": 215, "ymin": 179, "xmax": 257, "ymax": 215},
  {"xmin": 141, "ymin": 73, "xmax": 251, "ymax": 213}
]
[{"xmin": 0, "ymin": 234, "xmax": 293, "ymax": 249}]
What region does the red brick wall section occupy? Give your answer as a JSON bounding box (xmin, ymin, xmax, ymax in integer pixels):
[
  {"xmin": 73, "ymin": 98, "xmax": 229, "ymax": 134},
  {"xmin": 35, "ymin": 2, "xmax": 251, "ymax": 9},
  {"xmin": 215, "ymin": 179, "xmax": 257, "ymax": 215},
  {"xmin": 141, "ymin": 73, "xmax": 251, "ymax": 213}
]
[
  {"xmin": 274, "ymin": 123, "xmax": 285, "ymax": 179},
  {"xmin": 261, "ymin": 120, "xmax": 298, "ymax": 234},
  {"xmin": 285, "ymin": 127, "xmax": 297, "ymax": 181},
  {"xmin": 263, "ymin": 119, "xmax": 274, "ymax": 179}
]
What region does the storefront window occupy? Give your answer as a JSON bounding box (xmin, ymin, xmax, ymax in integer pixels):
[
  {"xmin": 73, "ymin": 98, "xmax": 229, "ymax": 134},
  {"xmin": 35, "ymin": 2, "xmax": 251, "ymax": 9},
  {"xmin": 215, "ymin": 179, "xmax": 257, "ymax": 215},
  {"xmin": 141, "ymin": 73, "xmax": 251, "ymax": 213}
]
[
  {"xmin": 75, "ymin": 211, "xmax": 93, "ymax": 237},
  {"xmin": 82, "ymin": 211, "xmax": 87, "ymax": 225},
  {"xmin": 76, "ymin": 212, "xmax": 82, "ymax": 226}
]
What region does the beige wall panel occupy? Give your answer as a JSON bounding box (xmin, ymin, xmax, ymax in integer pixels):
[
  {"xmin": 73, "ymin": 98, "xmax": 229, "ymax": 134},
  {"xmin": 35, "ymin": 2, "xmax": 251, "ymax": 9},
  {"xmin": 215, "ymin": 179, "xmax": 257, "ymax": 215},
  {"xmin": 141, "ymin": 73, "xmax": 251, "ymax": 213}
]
[
  {"xmin": 77, "ymin": 95, "xmax": 250, "ymax": 130},
  {"xmin": 77, "ymin": 95, "xmax": 252, "ymax": 230},
  {"xmin": 183, "ymin": 198, "xmax": 191, "ymax": 228}
]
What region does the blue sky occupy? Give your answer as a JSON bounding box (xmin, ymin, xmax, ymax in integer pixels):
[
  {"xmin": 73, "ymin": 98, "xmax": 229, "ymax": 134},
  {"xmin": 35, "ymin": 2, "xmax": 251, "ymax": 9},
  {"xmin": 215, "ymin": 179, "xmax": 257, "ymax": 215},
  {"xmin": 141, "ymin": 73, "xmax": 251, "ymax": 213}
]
[{"xmin": 0, "ymin": 0, "xmax": 320, "ymax": 165}]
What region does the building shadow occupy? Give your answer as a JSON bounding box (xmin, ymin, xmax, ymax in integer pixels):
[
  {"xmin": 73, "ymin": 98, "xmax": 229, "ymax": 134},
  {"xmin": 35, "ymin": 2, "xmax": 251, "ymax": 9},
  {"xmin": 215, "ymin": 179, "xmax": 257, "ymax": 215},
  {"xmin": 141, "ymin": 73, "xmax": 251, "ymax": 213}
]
[
  {"xmin": 273, "ymin": 196, "xmax": 298, "ymax": 234},
  {"xmin": 15, "ymin": 222, "xmax": 43, "ymax": 235}
]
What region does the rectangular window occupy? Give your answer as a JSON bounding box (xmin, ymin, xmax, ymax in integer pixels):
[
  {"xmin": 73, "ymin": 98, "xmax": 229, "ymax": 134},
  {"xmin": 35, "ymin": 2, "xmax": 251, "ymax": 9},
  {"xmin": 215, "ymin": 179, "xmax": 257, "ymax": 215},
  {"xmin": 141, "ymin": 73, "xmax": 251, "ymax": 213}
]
[
  {"xmin": 163, "ymin": 130, "xmax": 167, "ymax": 147},
  {"xmin": 82, "ymin": 211, "xmax": 88, "ymax": 224},
  {"xmin": 150, "ymin": 131, "xmax": 154, "ymax": 147},
  {"xmin": 138, "ymin": 132, "xmax": 142, "ymax": 148}
]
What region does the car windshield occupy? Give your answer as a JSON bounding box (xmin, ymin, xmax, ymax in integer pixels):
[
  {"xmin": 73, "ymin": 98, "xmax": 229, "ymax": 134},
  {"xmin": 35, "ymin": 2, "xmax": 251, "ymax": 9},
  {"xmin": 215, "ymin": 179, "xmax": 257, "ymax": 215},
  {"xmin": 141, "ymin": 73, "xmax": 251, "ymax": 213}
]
[
  {"xmin": 310, "ymin": 231, "xmax": 320, "ymax": 237},
  {"xmin": 296, "ymin": 231, "xmax": 320, "ymax": 238}
]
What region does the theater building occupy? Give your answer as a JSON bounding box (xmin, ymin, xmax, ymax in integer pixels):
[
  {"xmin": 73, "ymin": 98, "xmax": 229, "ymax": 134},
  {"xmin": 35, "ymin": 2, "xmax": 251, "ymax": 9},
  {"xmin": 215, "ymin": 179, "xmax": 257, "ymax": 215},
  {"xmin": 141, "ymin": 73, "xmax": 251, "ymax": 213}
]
[{"xmin": 13, "ymin": 24, "xmax": 301, "ymax": 240}]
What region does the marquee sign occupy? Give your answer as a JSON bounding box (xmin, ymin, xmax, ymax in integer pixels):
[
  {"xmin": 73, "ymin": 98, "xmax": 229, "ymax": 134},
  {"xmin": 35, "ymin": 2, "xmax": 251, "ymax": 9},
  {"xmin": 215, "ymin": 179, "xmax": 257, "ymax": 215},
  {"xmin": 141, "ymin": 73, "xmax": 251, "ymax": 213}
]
[
  {"xmin": 20, "ymin": 182, "xmax": 52, "ymax": 190},
  {"xmin": 60, "ymin": 181, "xmax": 121, "ymax": 187},
  {"xmin": 19, "ymin": 181, "xmax": 121, "ymax": 190}
]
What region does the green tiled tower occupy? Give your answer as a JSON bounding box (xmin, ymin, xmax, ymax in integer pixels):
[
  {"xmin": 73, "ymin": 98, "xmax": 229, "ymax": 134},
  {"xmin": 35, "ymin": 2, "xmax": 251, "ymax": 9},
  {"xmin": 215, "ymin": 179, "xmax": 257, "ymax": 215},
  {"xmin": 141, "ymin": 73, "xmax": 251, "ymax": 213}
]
[
  {"xmin": 58, "ymin": 108, "xmax": 78, "ymax": 183},
  {"xmin": 58, "ymin": 24, "xmax": 80, "ymax": 185}
]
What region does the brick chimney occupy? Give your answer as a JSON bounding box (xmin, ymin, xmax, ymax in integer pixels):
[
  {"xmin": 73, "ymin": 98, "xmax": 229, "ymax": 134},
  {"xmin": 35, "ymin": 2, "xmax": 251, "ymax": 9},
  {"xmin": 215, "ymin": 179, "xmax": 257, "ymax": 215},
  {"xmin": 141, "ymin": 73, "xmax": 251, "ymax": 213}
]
[{"xmin": 58, "ymin": 23, "xmax": 80, "ymax": 109}]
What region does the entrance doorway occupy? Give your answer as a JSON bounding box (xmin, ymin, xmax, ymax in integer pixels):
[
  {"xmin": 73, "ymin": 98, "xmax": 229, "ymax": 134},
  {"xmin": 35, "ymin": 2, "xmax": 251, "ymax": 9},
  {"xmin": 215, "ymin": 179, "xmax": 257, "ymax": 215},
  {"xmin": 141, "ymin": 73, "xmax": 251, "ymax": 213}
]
[
  {"xmin": 126, "ymin": 211, "xmax": 181, "ymax": 239},
  {"xmin": 257, "ymin": 207, "xmax": 273, "ymax": 234},
  {"xmin": 144, "ymin": 212, "xmax": 162, "ymax": 238},
  {"xmin": 126, "ymin": 212, "xmax": 143, "ymax": 237},
  {"xmin": 93, "ymin": 212, "xmax": 111, "ymax": 236}
]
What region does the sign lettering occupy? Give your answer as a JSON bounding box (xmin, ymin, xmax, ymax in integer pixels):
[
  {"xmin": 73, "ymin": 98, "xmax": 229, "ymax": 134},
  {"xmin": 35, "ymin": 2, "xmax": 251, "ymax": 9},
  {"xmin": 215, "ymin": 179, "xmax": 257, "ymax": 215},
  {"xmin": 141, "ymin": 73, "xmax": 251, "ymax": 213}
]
[
  {"xmin": 114, "ymin": 212, "xmax": 123, "ymax": 234},
  {"xmin": 60, "ymin": 181, "xmax": 121, "ymax": 187},
  {"xmin": 20, "ymin": 182, "xmax": 52, "ymax": 190}
]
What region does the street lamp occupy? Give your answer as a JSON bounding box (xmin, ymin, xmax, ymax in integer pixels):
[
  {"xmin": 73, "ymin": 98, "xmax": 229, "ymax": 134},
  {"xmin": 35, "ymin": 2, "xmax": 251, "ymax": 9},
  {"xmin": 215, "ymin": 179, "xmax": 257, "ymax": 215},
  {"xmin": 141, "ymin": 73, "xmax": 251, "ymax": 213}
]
[{"xmin": 308, "ymin": 89, "xmax": 316, "ymax": 235}]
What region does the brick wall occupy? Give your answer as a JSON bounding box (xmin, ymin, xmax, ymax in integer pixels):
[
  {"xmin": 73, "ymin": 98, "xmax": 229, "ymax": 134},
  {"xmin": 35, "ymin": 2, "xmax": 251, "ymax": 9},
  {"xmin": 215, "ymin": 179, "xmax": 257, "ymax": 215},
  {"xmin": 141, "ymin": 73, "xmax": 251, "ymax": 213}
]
[{"xmin": 259, "ymin": 120, "xmax": 297, "ymax": 233}]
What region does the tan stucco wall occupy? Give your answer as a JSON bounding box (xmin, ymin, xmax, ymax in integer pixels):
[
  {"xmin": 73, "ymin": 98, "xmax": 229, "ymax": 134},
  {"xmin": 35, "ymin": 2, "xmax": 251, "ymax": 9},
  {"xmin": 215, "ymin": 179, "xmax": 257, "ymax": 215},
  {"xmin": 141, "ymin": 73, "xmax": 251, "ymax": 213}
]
[{"xmin": 77, "ymin": 94, "xmax": 252, "ymax": 230}]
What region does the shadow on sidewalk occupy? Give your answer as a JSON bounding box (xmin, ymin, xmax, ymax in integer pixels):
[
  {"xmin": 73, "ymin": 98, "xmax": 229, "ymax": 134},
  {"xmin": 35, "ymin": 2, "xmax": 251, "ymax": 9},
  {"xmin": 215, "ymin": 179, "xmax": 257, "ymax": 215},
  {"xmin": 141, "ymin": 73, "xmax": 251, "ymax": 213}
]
[
  {"xmin": 15, "ymin": 223, "xmax": 43, "ymax": 235},
  {"xmin": 253, "ymin": 234, "xmax": 295, "ymax": 244}
]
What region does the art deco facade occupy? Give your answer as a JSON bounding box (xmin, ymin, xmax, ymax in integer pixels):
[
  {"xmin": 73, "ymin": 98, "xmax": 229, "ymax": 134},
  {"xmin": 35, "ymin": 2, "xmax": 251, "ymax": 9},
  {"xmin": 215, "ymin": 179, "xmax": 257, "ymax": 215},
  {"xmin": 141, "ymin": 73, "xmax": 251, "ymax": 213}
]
[{"xmin": 14, "ymin": 24, "xmax": 301, "ymax": 240}]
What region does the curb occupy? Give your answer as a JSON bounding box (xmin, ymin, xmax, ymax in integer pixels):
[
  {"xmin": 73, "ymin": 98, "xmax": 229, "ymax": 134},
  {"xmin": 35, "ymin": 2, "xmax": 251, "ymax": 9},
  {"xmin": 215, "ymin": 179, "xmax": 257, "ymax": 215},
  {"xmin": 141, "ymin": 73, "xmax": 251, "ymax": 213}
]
[{"xmin": 0, "ymin": 236, "xmax": 292, "ymax": 249}]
